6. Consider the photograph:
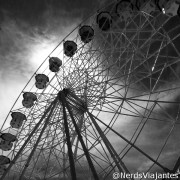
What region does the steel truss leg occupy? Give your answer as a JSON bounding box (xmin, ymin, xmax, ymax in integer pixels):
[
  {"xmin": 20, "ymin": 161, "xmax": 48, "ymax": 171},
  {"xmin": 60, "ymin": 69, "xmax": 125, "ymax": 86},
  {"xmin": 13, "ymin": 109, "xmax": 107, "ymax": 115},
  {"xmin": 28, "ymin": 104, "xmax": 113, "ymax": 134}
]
[
  {"xmin": 19, "ymin": 98, "xmax": 58, "ymax": 180},
  {"xmin": 60, "ymin": 93, "xmax": 77, "ymax": 180},
  {"xmin": 0, "ymin": 97, "xmax": 59, "ymax": 180},
  {"xmin": 60, "ymin": 92, "xmax": 99, "ymax": 180},
  {"xmin": 63, "ymin": 125, "xmax": 66, "ymax": 179},
  {"xmin": 89, "ymin": 112, "xmax": 171, "ymax": 173},
  {"xmin": 173, "ymin": 157, "xmax": 180, "ymax": 173},
  {"xmin": 69, "ymin": 114, "xmax": 84, "ymax": 160},
  {"xmin": 87, "ymin": 112, "xmax": 132, "ymax": 180}
]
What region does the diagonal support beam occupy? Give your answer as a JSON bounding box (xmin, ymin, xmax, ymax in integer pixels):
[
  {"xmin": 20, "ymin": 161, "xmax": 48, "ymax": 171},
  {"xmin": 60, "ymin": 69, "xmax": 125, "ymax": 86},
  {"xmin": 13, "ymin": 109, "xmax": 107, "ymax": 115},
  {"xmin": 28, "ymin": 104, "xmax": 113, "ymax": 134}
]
[
  {"xmin": 173, "ymin": 156, "xmax": 180, "ymax": 173},
  {"xmin": 87, "ymin": 111, "xmax": 132, "ymax": 180},
  {"xmin": 60, "ymin": 92, "xmax": 99, "ymax": 180},
  {"xmin": 19, "ymin": 99, "xmax": 58, "ymax": 180},
  {"xmin": 60, "ymin": 93, "xmax": 77, "ymax": 180},
  {"xmin": 89, "ymin": 112, "xmax": 171, "ymax": 173},
  {"xmin": 0, "ymin": 97, "xmax": 59, "ymax": 180}
]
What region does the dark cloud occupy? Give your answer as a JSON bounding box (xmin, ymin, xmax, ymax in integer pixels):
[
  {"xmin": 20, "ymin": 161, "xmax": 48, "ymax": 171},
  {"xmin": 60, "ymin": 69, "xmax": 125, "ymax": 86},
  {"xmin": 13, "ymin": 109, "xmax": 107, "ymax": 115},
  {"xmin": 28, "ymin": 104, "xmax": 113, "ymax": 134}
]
[
  {"xmin": 0, "ymin": 0, "xmax": 103, "ymax": 81},
  {"xmin": 0, "ymin": 0, "xmax": 99, "ymax": 24}
]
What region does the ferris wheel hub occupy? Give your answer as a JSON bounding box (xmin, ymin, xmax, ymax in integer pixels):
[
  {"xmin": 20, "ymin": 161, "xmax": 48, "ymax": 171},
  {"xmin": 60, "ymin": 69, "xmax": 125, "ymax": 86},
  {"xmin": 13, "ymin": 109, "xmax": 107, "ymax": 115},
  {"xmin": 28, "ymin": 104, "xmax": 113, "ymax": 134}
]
[{"xmin": 58, "ymin": 88, "xmax": 87, "ymax": 113}]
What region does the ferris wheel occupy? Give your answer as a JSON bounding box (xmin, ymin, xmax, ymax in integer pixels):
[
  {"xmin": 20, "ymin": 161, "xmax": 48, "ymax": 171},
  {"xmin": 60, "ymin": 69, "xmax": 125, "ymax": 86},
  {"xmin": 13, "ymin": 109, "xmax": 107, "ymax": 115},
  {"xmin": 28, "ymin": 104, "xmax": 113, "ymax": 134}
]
[{"xmin": 1, "ymin": 0, "xmax": 180, "ymax": 179}]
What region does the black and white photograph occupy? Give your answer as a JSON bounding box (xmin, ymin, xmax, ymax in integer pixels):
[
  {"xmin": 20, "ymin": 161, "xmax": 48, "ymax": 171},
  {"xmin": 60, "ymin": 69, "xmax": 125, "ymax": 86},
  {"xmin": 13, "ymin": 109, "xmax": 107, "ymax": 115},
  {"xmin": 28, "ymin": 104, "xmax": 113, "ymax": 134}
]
[{"xmin": 0, "ymin": 0, "xmax": 180, "ymax": 179}]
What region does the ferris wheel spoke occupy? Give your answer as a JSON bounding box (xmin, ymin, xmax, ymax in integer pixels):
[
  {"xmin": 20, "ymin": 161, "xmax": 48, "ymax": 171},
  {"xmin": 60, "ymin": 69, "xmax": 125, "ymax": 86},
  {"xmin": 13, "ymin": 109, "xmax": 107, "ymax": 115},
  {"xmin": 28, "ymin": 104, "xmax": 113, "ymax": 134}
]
[
  {"xmin": 82, "ymin": 61, "xmax": 111, "ymax": 83},
  {"xmin": 43, "ymin": 143, "xmax": 68, "ymax": 177},
  {"xmin": 18, "ymin": 101, "xmax": 58, "ymax": 180},
  {"xmin": 97, "ymin": 98, "xmax": 145, "ymax": 118},
  {"xmin": 76, "ymin": 49, "xmax": 101, "ymax": 74},
  {"xmin": 93, "ymin": 102, "xmax": 121, "ymax": 114},
  {"xmin": 115, "ymin": 35, "xmax": 170, "ymax": 81},
  {"xmin": 0, "ymin": 98, "xmax": 58, "ymax": 179},
  {"xmin": 74, "ymin": 130, "xmax": 116, "ymax": 176},
  {"xmin": 81, "ymin": 127, "xmax": 112, "ymax": 164},
  {"xmin": 96, "ymin": 81, "xmax": 129, "ymax": 98},
  {"xmin": 109, "ymin": 19, "xmax": 152, "ymax": 66},
  {"xmin": 75, "ymin": 43, "xmax": 94, "ymax": 64},
  {"xmin": 48, "ymin": 82, "xmax": 60, "ymax": 92},
  {"xmin": 138, "ymin": 19, "xmax": 169, "ymax": 51},
  {"xmin": 63, "ymin": 44, "xmax": 88, "ymax": 76},
  {"xmin": 98, "ymin": 108, "xmax": 179, "ymax": 124},
  {"xmin": 43, "ymin": 149, "xmax": 69, "ymax": 179},
  {"xmin": 54, "ymin": 73, "xmax": 64, "ymax": 88},
  {"xmin": 84, "ymin": 113, "xmax": 123, "ymax": 169},
  {"xmin": 151, "ymin": 119, "xmax": 178, "ymax": 170},
  {"xmin": 60, "ymin": 91, "xmax": 100, "ymax": 180},
  {"xmin": 89, "ymin": 111, "xmax": 172, "ymax": 172},
  {"xmin": 96, "ymin": 72, "xmax": 136, "ymax": 97},
  {"xmin": 80, "ymin": 136, "xmax": 112, "ymax": 167},
  {"xmin": 119, "ymin": 102, "xmax": 157, "ymax": 159},
  {"xmin": 88, "ymin": 153, "xmax": 111, "ymax": 175},
  {"xmin": 126, "ymin": 63, "xmax": 175, "ymax": 92},
  {"xmin": 15, "ymin": 136, "xmax": 44, "ymax": 176},
  {"xmin": 168, "ymin": 38, "xmax": 180, "ymax": 58},
  {"xmin": 87, "ymin": 112, "xmax": 132, "ymax": 178},
  {"xmin": 12, "ymin": 114, "xmax": 43, "ymax": 153},
  {"xmin": 49, "ymin": 148, "xmax": 91, "ymax": 179},
  {"xmin": 64, "ymin": 115, "xmax": 85, "ymax": 162},
  {"xmin": 27, "ymin": 137, "xmax": 51, "ymax": 179},
  {"xmin": 48, "ymin": 132, "xmax": 65, "ymax": 154},
  {"xmin": 156, "ymin": 102, "xmax": 180, "ymax": 122},
  {"xmin": 105, "ymin": 96, "xmax": 180, "ymax": 107},
  {"xmin": 42, "ymin": 144, "xmax": 59, "ymax": 178},
  {"xmin": 150, "ymin": 64, "xmax": 167, "ymax": 92},
  {"xmin": 123, "ymin": 84, "xmax": 180, "ymax": 101},
  {"xmin": 126, "ymin": 99, "xmax": 167, "ymax": 119},
  {"xmin": 52, "ymin": 141, "xmax": 95, "ymax": 177},
  {"xmin": 120, "ymin": 52, "xmax": 166, "ymax": 88},
  {"xmin": 136, "ymin": 107, "xmax": 180, "ymax": 177}
]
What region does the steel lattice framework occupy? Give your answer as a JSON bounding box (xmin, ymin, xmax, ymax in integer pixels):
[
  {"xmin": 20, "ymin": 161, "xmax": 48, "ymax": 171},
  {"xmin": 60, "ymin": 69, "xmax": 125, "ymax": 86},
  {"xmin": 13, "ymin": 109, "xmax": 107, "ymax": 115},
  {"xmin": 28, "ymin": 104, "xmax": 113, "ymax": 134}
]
[{"xmin": 1, "ymin": 0, "xmax": 180, "ymax": 179}]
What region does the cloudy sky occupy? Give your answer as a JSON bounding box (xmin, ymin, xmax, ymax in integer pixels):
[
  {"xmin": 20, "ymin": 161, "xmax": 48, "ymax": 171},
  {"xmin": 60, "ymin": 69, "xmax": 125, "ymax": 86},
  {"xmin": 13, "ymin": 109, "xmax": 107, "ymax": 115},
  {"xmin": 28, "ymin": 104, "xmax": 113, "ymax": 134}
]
[
  {"xmin": 0, "ymin": 0, "xmax": 104, "ymax": 121},
  {"xmin": 0, "ymin": 0, "xmax": 180, "ymax": 179}
]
